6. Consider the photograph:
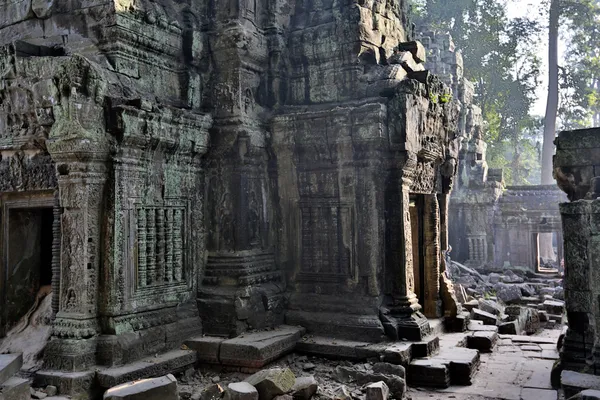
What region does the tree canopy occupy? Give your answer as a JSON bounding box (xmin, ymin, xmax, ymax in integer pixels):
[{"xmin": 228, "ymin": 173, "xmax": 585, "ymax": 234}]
[{"xmin": 410, "ymin": 0, "xmax": 600, "ymax": 185}]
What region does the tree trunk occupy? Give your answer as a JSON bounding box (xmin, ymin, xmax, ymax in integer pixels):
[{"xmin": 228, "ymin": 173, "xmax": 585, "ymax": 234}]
[{"xmin": 541, "ymin": 0, "xmax": 560, "ymax": 185}]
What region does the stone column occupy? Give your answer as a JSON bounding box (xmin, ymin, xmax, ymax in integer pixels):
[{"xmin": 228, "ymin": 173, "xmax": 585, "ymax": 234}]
[
  {"xmin": 44, "ymin": 118, "xmax": 111, "ymax": 371},
  {"xmin": 423, "ymin": 194, "xmax": 441, "ymax": 318},
  {"xmin": 559, "ymin": 201, "xmax": 596, "ymax": 371}
]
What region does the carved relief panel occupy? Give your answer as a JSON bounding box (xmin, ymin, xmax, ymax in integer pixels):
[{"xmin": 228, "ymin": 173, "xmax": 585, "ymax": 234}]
[{"xmin": 295, "ymin": 200, "xmax": 357, "ymax": 283}]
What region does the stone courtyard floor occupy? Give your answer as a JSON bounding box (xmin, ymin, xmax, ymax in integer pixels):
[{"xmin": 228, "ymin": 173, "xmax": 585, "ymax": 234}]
[{"xmin": 408, "ymin": 328, "xmax": 563, "ymax": 400}]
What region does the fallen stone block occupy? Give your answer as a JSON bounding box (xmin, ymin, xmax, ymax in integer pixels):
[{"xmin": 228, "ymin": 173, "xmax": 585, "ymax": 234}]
[
  {"xmin": 200, "ymin": 384, "xmax": 226, "ymax": 400},
  {"xmin": 372, "ymin": 363, "xmax": 405, "ymax": 379},
  {"xmin": 365, "ymin": 381, "xmax": 389, "ymax": 400},
  {"xmin": 497, "ymin": 285, "xmax": 522, "ymax": 304},
  {"xmin": 333, "ymin": 367, "xmax": 405, "ymax": 398},
  {"xmin": 407, "ymin": 360, "xmax": 450, "ymax": 388},
  {"xmin": 544, "ymin": 300, "xmax": 565, "ymax": 315},
  {"xmin": 0, "ymin": 377, "xmax": 30, "ymax": 400},
  {"xmin": 568, "ymin": 389, "xmax": 600, "ymax": 399},
  {"xmin": 103, "ymin": 374, "xmax": 178, "ymax": 400},
  {"xmin": 478, "ymin": 299, "xmax": 503, "ymax": 316},
  {"xmin": 471, "ymin": 308, "xmax": 498, "ymax": 326},
  {"xmin": 291, "ymin": 376, "xmax": 317, "ymax": 400},
  {"xmin": 332, "ymin": 386, "xmax": 351, "ymax": 400},
  {"xmin": 396, "ymin": 41, "xmax": 427, "ymax": 63},
  {"xmin": 226, "ymin": 383, "xmax": 258, "ymax": 400},
  {"xmin": 0, "ymin": 354, "xmax": 23, "ymax": 386},
  {"xmin": 498, "ymin": 321, "xmax": 519, "ymax": 335},
  {"xmin": 466, "ymin": 331, "xmax": 498, "ymax": 353},
  {"xmin": 245, "ymin": 368, "xmax": 296, "ymax": 400}
]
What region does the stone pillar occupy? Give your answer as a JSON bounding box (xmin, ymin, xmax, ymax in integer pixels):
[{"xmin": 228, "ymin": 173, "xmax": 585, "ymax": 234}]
[
  {"xmin": 44, "ymin": 118, "xmax": 111, "ymax": 371},
  {"xmin": 198, "ymin": 16, "xmax": 284, "ymax": 337},
  {"xmin": 423, "ymin": 194, "xmax": 441, "ymax": 318},
  {"xmin": 559, "ymin": 201, "xmax": 596, "ymax": 371}
]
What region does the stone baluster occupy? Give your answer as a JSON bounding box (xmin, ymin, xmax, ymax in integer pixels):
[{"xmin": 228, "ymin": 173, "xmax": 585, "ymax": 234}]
[
  {"xmin": 174, "ymin": 209, "xmax": 183, "ymax": 281},
  {"xmin": 51, "ymin": 194, "xmax": 61, "ymax": 316},
  {"xmin": 166, "ymin": 208, "xmax": 174, "ymax": 282},
  {"xmin": 156, "ymin": 208, "xmax": 165, "ymax": 283},
  {"xmin": 137, "ymin": 208, "xmax": 147, "ymax": 287},
  {"xmin": 146, "ymin": 208, "xmax": 156, "ymax": 284}
]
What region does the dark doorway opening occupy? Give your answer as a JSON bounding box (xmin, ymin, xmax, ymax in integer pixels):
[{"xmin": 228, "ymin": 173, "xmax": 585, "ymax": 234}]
[
  {"xmin": 1, "ymin": 206, "xmax": 54, "ymax": 337},
  {"xmin": 409, "ymin": 195, "xmax": 425, "ymax": 308}
]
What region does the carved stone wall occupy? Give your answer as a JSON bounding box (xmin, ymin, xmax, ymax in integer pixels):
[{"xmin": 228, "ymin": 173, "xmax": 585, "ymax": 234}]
[
  {"xmin": 1, "ymin": 0, "xmax": 462, "ymax": 383},
  {"xmin": 554, "ymin": 128, "xmax": 600, "ymax": 373}
]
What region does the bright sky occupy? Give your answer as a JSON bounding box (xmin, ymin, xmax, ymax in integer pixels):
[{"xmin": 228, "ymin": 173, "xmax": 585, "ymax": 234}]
[{"xmin": 506, "ymin": 1, "xmax": 566, "ymax": 117}]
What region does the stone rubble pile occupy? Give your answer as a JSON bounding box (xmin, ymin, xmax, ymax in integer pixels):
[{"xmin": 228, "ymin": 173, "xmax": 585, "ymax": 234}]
[
  {"xmin": 173, "ymin": 355, "xmax": 407, "ymax": 400},
  {"xmin": 448, "ymin": 261, "xmax": 565, "ymax": 334}
]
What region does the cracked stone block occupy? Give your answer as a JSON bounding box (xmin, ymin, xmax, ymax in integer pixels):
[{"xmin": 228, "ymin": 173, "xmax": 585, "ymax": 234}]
[
  {"xmin": 466, "ymin": 331, "xmax": 498, "ymax": 353},
  {"xmin": 103, "ymin": 374, "xmax": 178, "ymax": 400},
  {"xmin": 245, "ymin": 368, "xmax": 296, "ymax": 400},
  {"xmin": 365, "ymin": 381, "xmax": 389, "ymax": 400}
]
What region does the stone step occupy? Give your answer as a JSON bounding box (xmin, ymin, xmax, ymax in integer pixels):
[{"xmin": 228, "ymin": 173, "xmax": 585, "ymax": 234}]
[
  {"xmin": 500, "ymin": 334, "xmax": 556, "ymax": 345},
  {"xmin": 34, "ymin": 370, "xmax": 96, "ymax": 398},
  {"xmin": 411, "ymin": 335, "xmax": 440, "ymax": 358},
  {"xmin": 0, "ymin": 376, "xmax": 30, "ymax": 400},
  {"xmin": 96, "ymin": 349, "xmax": 197, "ymax": 389},
  {"xmin": 407, "ymin": 359, "xmax": 450, "ymax": 388},
  {"xmin": 561, "ymin": 370, "xmax": 600, "ymax": 399},
  {"xmin": 185, "ymin": 325, "xmax": 305, "ymax": 368},
  {"xmin": 294, "ymin": 336, "xmax": 386, "ymax": 361},
  {"xmin": 408, "ymin": 347, "xmax": 480, "ymax": 388},
  {"xmin": 0, "ymin": 354, "xmax": 23, "ymax": 386}
]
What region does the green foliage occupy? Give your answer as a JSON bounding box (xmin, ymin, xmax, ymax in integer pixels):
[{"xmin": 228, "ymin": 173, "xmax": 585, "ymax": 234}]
[
  {"xmin": 558, "ymin": 0, "xmax": 600, "ymax": 129},
  {"xmin": 410, "ymin": 0, "xmax": 543, "ymax": 185}
]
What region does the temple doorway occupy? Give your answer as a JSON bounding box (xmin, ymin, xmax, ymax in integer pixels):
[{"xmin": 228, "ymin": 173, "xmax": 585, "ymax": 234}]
[
  {"xmin": 409, "ymin": 194, "xmax": 425, "ymax": 308},
  {"xmin": 0, "ymin": 194, "xmax": 55, "ymax": 338}
]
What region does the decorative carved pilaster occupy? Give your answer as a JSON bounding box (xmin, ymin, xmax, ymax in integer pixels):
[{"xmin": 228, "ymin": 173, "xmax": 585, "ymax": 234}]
[{"xmin": 51, "ymin": 192, "xmax": 62, "ymax": 317}]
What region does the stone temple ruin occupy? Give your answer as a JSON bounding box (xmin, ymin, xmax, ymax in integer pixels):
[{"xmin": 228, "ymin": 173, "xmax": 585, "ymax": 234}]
[
  {"xmin": 0, "ymin": 0, "xmax": 584, "ymax": 399},
  {"xmin": 0, "ymin": 0, "xmax": 473, "ymax": 397}
]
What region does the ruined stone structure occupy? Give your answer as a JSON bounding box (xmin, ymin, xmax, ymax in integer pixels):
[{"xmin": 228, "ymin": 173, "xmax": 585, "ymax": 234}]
[
  {"xmin": 555, "ymin": 128, "xmax": 600, "ymax": 373},
  {"xmin": 0, "ymin": 0, "xmax": 462, "ymax": 394},
  {"xmin": 417, "ymin": 30, "xmax": 566, "ymax": 271}
]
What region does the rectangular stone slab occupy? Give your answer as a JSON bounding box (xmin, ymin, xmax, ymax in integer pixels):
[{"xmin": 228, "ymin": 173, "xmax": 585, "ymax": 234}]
[
  {"xmin": 499, "ymin": 335, "xmax": 556, "ymax": 344},
  {"xmin": 562, "ymin": 370, "xmax": 600, "ymax": 399},
  {"xmin": 0, "ymin": 354, "xmax": 22, "ymax": 386},
  {"xmin": 0, "ymin": 376, "xmax": 30, "ymax": 400},
  {"xmin": 97, "ymin": 350, "xmax": 196, "ymax": 389},
  {"xmin": 184, "ymin": 336, "xmax": 224, "ymax": 364},
  {"xmin": 218, "ymin": 326, "xmax": 304, "ymax": 367},
  {"xmin": 103, "ymin": 374, "xmax": 178, "ymax": 400}
]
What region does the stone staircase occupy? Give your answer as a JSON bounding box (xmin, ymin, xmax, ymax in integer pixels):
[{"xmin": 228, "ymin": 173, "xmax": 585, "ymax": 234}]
[
  {"xmin": 186, "ymin": 319, "xmax": 485, "ymax": 390},
  {"xmin": 0, "ymin": 353, "xmax": 30, "ymax": 400}
]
